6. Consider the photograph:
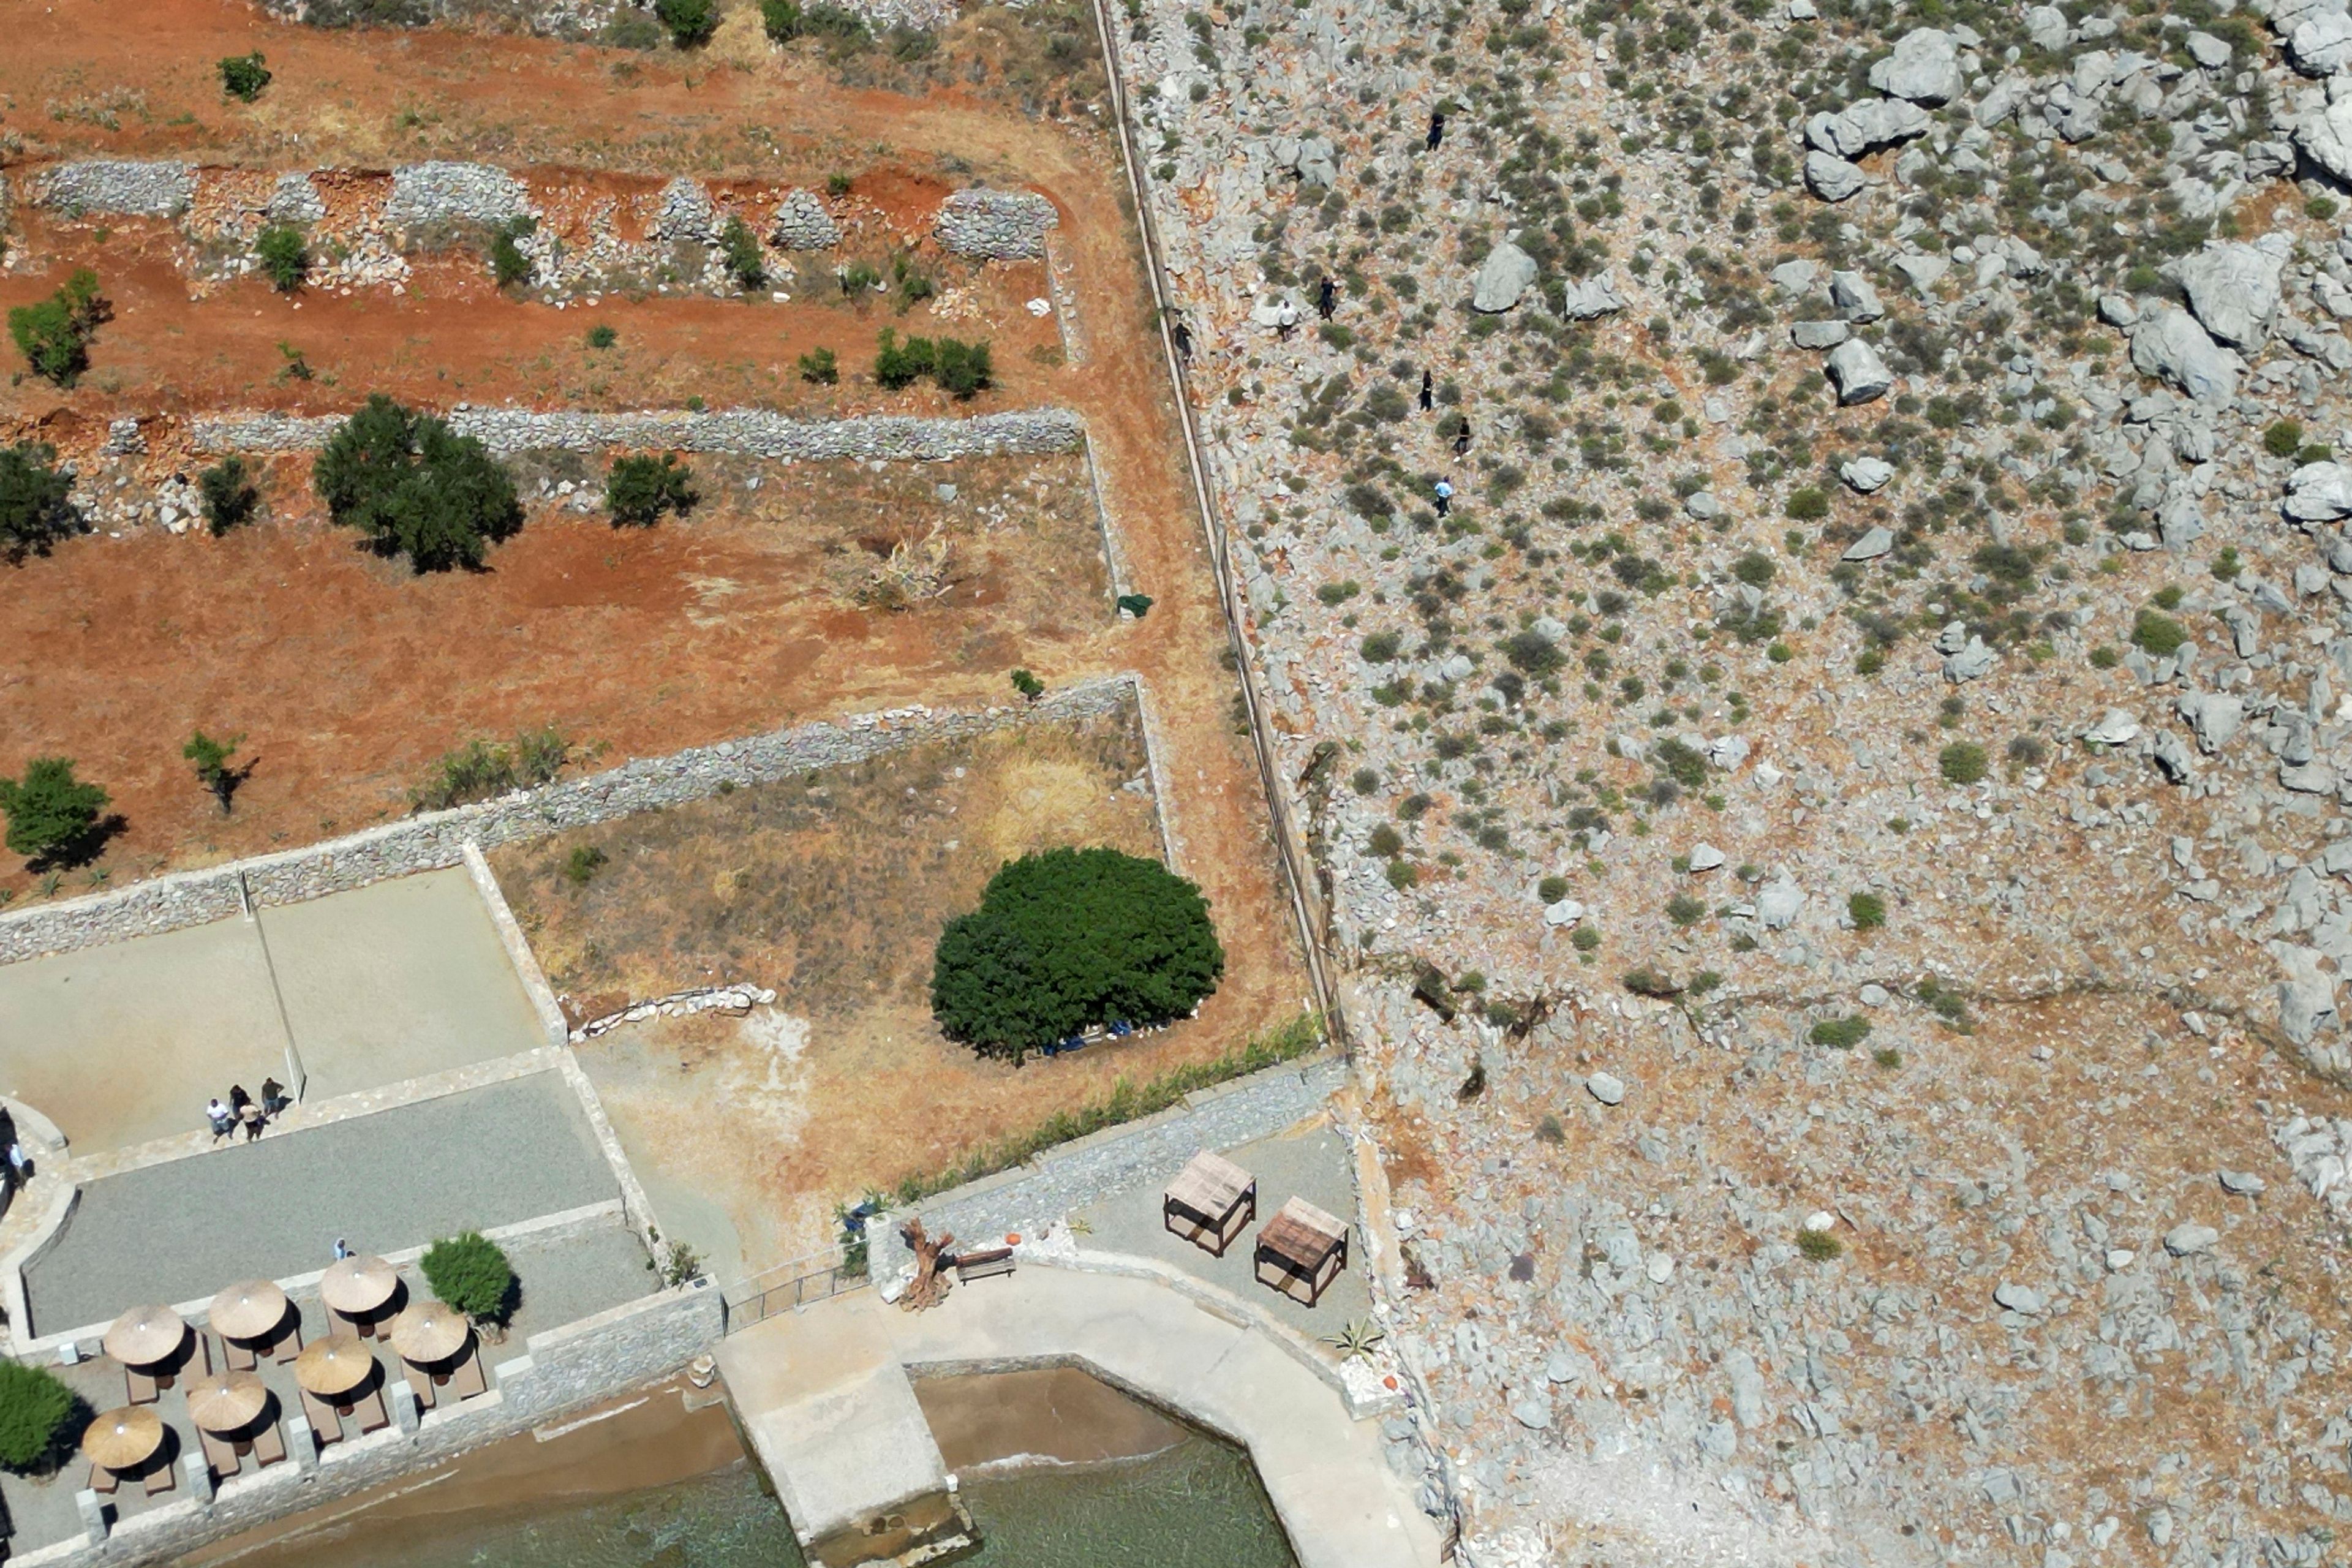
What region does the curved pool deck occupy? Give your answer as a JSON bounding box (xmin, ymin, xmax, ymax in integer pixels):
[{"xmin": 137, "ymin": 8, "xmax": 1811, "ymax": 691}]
[{"xmin": 718, "ymin": 1262, "xmax": 1442, "ymax": 1568}]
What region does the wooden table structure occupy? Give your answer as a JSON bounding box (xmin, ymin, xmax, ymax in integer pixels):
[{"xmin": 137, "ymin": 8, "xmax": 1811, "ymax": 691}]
[
  {"xmin": 1163, "ymin": 1150, "xmax": 1257, "ymax": 1257},
  {"xmin": 1253, "ymin": 1196, "xmax": 1349, "ymax": 1306}
]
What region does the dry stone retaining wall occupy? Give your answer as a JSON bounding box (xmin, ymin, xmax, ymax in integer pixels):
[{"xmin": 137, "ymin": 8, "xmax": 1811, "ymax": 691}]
[
  {"xmin": 935, "ymin": 188, "xmax": 1059, "ymax": 259},
  {"xmin": 0, "ymin": 677, "xmax": 1140, "ymax": 967},
  {"xmin": 187, "ymin": 405, "xmax": 1085, "ymax": 460},
  {"xmin": 32, "ymin": 161, "xmax": 195, "ymax": 218}
]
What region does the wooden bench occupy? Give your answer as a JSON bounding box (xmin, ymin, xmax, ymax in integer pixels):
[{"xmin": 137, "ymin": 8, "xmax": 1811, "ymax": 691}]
[{"xmin": 952, "ymin": 1246, "xmax": 1016, "ymax": 1283}]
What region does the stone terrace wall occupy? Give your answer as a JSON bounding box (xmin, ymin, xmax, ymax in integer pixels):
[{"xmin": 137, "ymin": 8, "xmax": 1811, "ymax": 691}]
[
  {"xmin": 18, "ymin": 1283, "xmax": 723, "ymax": 1568},
  {"xmin": 0, "ymin": 678, "xmax": 1140, "ymax": 967},
  {"xmin": 189, "ymin": 406, "xmax": 1085, "ymax": 461},
  {"xmin": 935, "ymin": 189, "xmax": 1060, "ymax": 260},
  {"xmin": 33, "ymin": 161, "xmax": 195, "ymax": 218}
]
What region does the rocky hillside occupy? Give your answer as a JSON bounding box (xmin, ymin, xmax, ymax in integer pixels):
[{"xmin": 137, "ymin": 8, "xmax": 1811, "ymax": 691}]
[{"xmin": 1114, "ymin": 0, "xmax": 2352, "ymax": 1560}]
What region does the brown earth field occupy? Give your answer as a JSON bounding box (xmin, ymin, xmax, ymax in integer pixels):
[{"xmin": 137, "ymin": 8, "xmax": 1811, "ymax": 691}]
[{"xmin": 489, "ymin": 711, "xmax": 1291, "ymax": 1268}]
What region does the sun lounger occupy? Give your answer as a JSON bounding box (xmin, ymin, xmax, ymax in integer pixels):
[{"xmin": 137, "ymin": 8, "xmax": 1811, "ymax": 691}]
[
  {"xmin": 223, "ymin": 1336, "xmax": 258, "ymax": 1373},
  {"xmin": 266, "ymin": 1319, "xmax": 304, "ymax": 1365},
  {"xmin": 252, "ymin": 1420, "xmax": 287, "ymax": 1469},
  {"xmin": 300, "ymin": 1387, "xmax": 344, "ymax": 1446},
  {"xmin": 403, "ymin": 1360, "xmax": 437, "ymax": 1412},
  {"xmin": 87, "ymin": 1461, "xmax": 118, "ymax": 1496},
  {"xmin": 199, "ymin": 1427, "xmax": 242, "ymax": 1482},
  {"xmin": 349, "ymin": 1385, "xmax": 390, "ymax": 1435},
  {"xmin": 124, "ymin": 1366, "xmax": 159, "ymax": 1406},
  {"xmin": 144, "ymin": 1461, "xmax": 176, "ymax": 1498},
  {"xmin": 446, "ymin": 1348, "xmax": 488, "ymax": 1400}
]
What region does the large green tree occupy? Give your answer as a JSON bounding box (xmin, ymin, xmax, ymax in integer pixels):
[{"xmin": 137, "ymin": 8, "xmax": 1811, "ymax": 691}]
[
  {"xmin": 0, "ymin": 758, "xmax": 108, "ymax": 866},
  {"xmin": 0, "ymin": 443, "xmax": 78, "ymax": 564},
  {"xmin": 314, "ymin": 395, "xmax": 523, "ymax": 572},
  {"xmin": 930, "ymin": 846, "xmax": 1224, "ymax": 1064}
]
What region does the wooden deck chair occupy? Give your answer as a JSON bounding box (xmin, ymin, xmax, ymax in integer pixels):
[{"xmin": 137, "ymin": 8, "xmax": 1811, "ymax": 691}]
[
  {"xmin": 268, "ymin": 1318, "xmax": 304, "ymax": 1365},
  {"xmin": 402, "ymin": 1360, "xmax": 437, "ymax": 1412},
  {"xmin": 223, "ymin": 1336, "xmax": 258, "ymax": 1373},
  {"xmin": 124, "ymin": 1365, "xmax": 159, "ymax": 1406},
  {"xmin": 445, "ymin": 1347, "xmax": 488, "ymax": 1400},
  {"xmin": 299, "ymin": 1387, "xmax": 344, "ymax": 1446},
  {"xmin": 252, "ymin": 1420, "xmax": 287, "ymax": 1469},
  {"xmin": 197, "ymin": 1336, "xmax": 216, "ymax": 1376},
  {"xmin": 144, "ymin": 1460, "xmax": 176, "ymax": 1498},
  {"xmin": 349, "ymin": 1384, "xmax": 390, "ymax": 1435},
  {"xmin": 86, "ymin": 1460, "xmax": 119, "ymax": 1496},
  {"xmin": 199, "ymin": 1427, "xmax": 241, "ymax": 1482}
]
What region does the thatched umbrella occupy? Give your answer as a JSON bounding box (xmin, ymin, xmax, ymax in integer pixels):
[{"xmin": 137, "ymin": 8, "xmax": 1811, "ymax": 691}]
[
  {"xmin": 186, "ymin": 1371, "xmax": 270, "ymax": 1434},
  {"xmin": 390, "ymin": 1301, "xmax": 470, "ymax": 1365},
  {"xmin": 102, "ymin": 1304, "xmax": 186, "ymax": 1367},
  {"xmin": 319, "ymin": 1255, "xmax": 398, "ymax": 1317},
  {"xmin": 209, "ymin": 1279, "xmax": 289, "ymax": 1342},
  {"xmin": 80, "ymin": 1407, "xmax": 164, "ymax": 1471},
  {"xmin": 293, "ymin": 1334, "xmax": 375, "ymax": 1397}
]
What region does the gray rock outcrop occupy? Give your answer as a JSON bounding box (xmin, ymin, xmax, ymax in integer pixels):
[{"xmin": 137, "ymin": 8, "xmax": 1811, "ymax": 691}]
[
  {"xmin": 1825, "ymin": 339, "xmax": 1893, "ymax": 405},
  {"xmin": 1559, "ymin": 274, "xmax": 1627, "ymax": 320},
  {"xmin": 1472, "ymin": 242, "xmax": 1539, "ymax": 312},
  {"xmin": 2167, "ymin": 236, "xmax": 2291, "ymax": 348},
  {"xmin": 1868, "ymin": 28, "xmax": 1962, "ymax": 104},
  {"xmin": 2129, "ymin": 306, "xmax": 2242, "ymax": 407}
]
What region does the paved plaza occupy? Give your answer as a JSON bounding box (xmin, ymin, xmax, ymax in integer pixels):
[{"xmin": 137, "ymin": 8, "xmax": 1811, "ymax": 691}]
[
  {"xmin": 26, "ymin": 1072, "xmax": 621, "ymax": 1336},
  {"xmin": 0, "ymin": 869, "xmax": 549, "ymax": 1155}
]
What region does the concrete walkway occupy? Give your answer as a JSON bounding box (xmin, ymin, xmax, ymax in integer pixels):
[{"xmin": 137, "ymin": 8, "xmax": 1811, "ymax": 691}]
[{"xmin": 718, "ymin": 1263, "xmax": 1442, "ymax": 1568}]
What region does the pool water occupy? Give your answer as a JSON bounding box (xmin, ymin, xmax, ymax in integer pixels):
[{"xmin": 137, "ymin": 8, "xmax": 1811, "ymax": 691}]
[{"xmin": 221, "ymin": 1433, "xmax": 1298, "ymax": 1568}]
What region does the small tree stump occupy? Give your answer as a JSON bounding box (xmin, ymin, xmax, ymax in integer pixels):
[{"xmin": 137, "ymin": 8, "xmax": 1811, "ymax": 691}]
[{"xmin": 899, "ymin": 1219, "xmax": 956, "ymax": 1313}]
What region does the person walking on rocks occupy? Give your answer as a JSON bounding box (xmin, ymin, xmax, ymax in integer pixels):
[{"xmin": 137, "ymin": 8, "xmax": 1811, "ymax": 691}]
[
  {"xmin": 1453, "ymin": 420, "xmax": 1472, "ymax": 457},
  {"xmin": 206, "ymin": 1097, "xmax": 235, "ymax": 1144},
  {"xmin": 1172, "ymin": 318, "xmax": 1194, "ymax": 364},
  {"xmin": 1419, "ymin": 369, "xmax": 1434, "ymax": 412},
  {"xmin": 1427, "ymin": 110, "xmax": 1446, "ymax": 150},
  {"xmin": 1318, "ymin": 276, "xmax": 1338, "ymax": 320},
  {"xmin": 1274, "ymin": 298, "xmax": 1299, "ymax": 339},
  {"xmin": 1433, "ymin": 478, "xmax": 1454, "ymax": 518}
]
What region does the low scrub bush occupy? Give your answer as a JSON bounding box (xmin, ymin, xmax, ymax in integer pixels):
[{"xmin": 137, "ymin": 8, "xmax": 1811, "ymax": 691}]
[
  {"xmin": 797, "ymin": 346, "xmax": 839, "ymax": 384},
  {"xmin": 410, "ymin": 726, "xmax": 569, "ymax": 811},
  {"xmin": 421, "ymin": 1232, "xmax": 516, "ymax": 1323},
  {"xmin": 197, "ymin": 457, "xmax": 261, "ymax": 535},
  {"xmin": 874, "ymin": 329, "xmax": 992, "ymax": 399},
  {"xmin": 655, "ymin": 0, "xmax": 718, "ymax": 45},
  {"xmin": 718, "ymin": 215, "xmax": 766, "ymax": 289},
  {"xmin": 931, "ymin": 846, "xmax": 1225, "ymax": 1063},
  {"xmin": 315, "ymin": 394, "xmax": 523, "ymax": 571},
  {"xmin": 1809, "ymin": 1015, "xmax": 1872, "ymax": 1049},
  {"xmin": 1796, "ymin": 1228, "xmax": 1844, "ymax": 1261},
  {"xmin": 0, "ymin": 757, "xmax": 108, "ymax": 867},
  {"xmin": 606, "ymin": 453, "xmax": 698, "ymax": 528},
  {"xmin": 762, "ymin": 0, "xmax": 804, "ymax": 38},
  {"xmin": 1847, "ymin": 891, "xmax": 1886, "ymax": 930},
  {"xmin": 7, "ymin": 270, "xmax": 107, "ymax": 386},
  {"xmin": 255, "ymin": 225, "xmax": 309, "ymax": 292},
  {"xmin": 0, "ymin": 442, "xmax": 78, "ymax": 564},
  {"xmin": 1938, "ymin": 742, "xmax": 1988, "ymax": 785},
  {"xmin": 219, "ymin": 51, "xmax": 272, "ymax": 101}
]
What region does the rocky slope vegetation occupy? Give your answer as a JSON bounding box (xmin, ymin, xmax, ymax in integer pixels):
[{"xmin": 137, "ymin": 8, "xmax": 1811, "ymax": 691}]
[{"xmin": 1115, "ymin": 0, "xmax": 2352, "ymax": 1559}]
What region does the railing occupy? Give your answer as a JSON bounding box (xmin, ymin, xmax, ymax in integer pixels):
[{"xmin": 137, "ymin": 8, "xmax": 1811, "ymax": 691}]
[{"xmin": 720, "ymin": 1244, "xmax": 870, "ymax": 1332}]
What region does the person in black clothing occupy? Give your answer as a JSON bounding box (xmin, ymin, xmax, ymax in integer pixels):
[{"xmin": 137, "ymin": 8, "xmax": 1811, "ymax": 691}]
[
  {"xmin": 228, "ymin": 1084, "xmax": 252, "ymax": 1118},
  {"xmin": 1419, "ymin": 369, "xmax": 1433, "ymax": 411},
  {"xmin": 1317, "ymin": 276, "xmax": 1337, "ymax": 320},
  {"xmin": 1453, "ymin": 421, "xmax": 1472, "ymax": 456},
  {"xmin": 1171, "ymin": 319, "xmax": 1194, "ymax": 363},
  {"xmin": 1427, "ymin": 111, "xmax": 1446, "ymax": 151}
]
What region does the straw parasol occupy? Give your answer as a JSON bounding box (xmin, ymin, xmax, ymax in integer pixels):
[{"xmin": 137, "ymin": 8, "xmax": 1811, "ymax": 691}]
[
  {"xmin": 102, "ymin": 1304, "xmax": 186, "ymax": 1367},
  {"xmin": 209, "ymin": 1279, "xmax": 289, "ymax": 1342},
  {"xmin": 80, "ymin": 1407, "xmax": 164, "ymax": 1471},
  {"xmin": 293, "ymin": 1334, "xmax": 375, "ymax": 1397},
  {"xmin": 319, "ymin": 1255, "xmax": 398, "ymax": 1316},
  {"xmin": 390, "ymin": 1300, "xmax": 470, "ymax": 1365},
  {"xmin": 185, "ymin": 1370, "xmax": 270, "ymax": 1434}
]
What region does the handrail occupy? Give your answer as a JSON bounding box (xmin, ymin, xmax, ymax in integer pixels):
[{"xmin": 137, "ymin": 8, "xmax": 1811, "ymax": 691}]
[{"xmin": 1078, "ymin": 0, "xmax": 1348, "ymax": 1054}]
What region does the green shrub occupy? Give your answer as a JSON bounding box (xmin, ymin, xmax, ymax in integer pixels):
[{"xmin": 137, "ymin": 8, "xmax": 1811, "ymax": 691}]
[
  {"xmin": 0, "ymin": 1361, "xmax": 75, "ymax": 1472},
  {"xmin": 1665, "ymin": 894, "xmax": 1706, "ymax": 927},
  {"xmin": 315, "ymin": 394, "xmax": 523, "ymax": 571},
  {"xmin": 1537, "ymin": 874, "xmax": 1570, "ymax": 903},
  {"xmin": 198, "ymin": 457, "xmax": 261, "ymax": 535},
  {"xmin": 586, "ymin": 323, "xmax": 618, "ymax": 349},
  {"xmin": 1360, "ymin": 630, "xmax": 1401, "ymax": 662},
  {"xmin": 8, "ymin": 270, "xmax": 106, "ymax": 386},
  {"xmin": 718, "ymin": 215, "xmax": 766, "ymax": 289},
  {"xmin": 826, "ymin": 173, "xmax": 854, "ymax": 197},
  {"xmin": 1847, "ymin": 891, "xmax": 1886, "ymax": 930},
  {"xmin": 1872, "ymin": 1046, "xmax": 1903, "ymax": 1068},
  {"xmin": 656, "ymin": 0, "xmax": 719, "ymax": 45},
  {"xmin": 2264, "ymin": 418, "xmax": 2305, "ymax": 458},
  {"xmin": 421, "ymin": 1232, "xmax": 517, "ymax": 1322},
  {"xmin": 0, "ymin": 758, "xmax": 108, "ymax": 867},
  {"xmin": 1571, "ymin": 925, "xmax": 1601, "ymax": 952},
  {"xmin": 0, "ymin": 442, "xmax": 78, "ymax": 564},
  {"xmin": 606, "ymin": 453, "xmax": 699, "ymax": 528},
  {"xmin": 802, "ymin": 2, "xmax": 870, "ymax": 40},
  {"xmin": 410, "ymin": 726, "xmax": 568, "ymax": 811},
  {"xmin": 1809, "ymin": 1014, "xmax": 1872, "ymax": 1049},
  {"xmin": 761, "ymin": 0, "xmax": 804, "ymax": 37},
  {"xmin": 255, "ymin": 225, "xmax": 309, "ymax": 291},
  {"xmin": 2131, "ymin": 608, "xmax": 2187, "ymax": 657},
  {"xmin": 932, "ymin": 337, "xmax": 993, "ymax": 399},
  {"xmin": 875, "ymin": 329, "xmax": 992, "ymax": 398},
  {"xmin": 1500, "ymin": 629, "xmax": 1564, "ymax": 675},
  {"xmin": 930, "ymin": 846, "xmax": 1226, "ymax": 1063},
  {"xmin": 1784, "ymin": 485, "xmax": 1828, "ymax": 521},
  {"xmin": 1796, "ymin": 1227, "xmax": 1844, "ymax": 1261},
  {"xmin": 219, "ymin": 51, "xmax": 273, "ymax": 102},
  {"xmin": 563, "ymin": 844, "xmax": 608, "ymax": 884},
  {"xmin": 1732, "ymin": 549, "xmax": 1776, "ymax": 586},
  {"xmin": 798, "ymin": 347, "xmax": 839, "ymax": 384},
  {"xmin": 1938, "ymin": 742, "xmax": 1987, "ymax": 785},
  {"xmin": 603, "ymin": 10, "xmax": 665, "ymax": 46},
  {"xmin": 1010, "ymin": 668, "xmax": 1044, "ymax": 699},
  {"xmin": 1622, "ymin": 965, "xmax": 1681, "ymax": 997}
]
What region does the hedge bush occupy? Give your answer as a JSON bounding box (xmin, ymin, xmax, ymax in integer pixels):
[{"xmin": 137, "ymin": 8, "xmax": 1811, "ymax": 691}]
[
  {"xmin": 314, "ymin": 394, "xmax": 522, "ymax": 571},
  {"xmin": 0, "ymin": 1361, "xmax": 75, "ymax": 1472},
  {"xmin": 255, "ymin": 225, "xmax": 309, "ymax": 291},
  {"xmin": 606, "ymin": 454, "xmax": 698, "ymax": 527},
  {"xmin": 931, "ymin": 846, "xmax": 1224, "ymax": 1063},
  {"xmin": 8, "ymin": 270, "xmax": 106, "ymax": 386},
  {"xmin": 0, "ymin": 442, "xmax": 78, "ymax": 564},
  {"xmin": 421, "ymin": 1232, "xmax": 516, "ymax": 1322},
  {"xmin": 0, "ymin": 757, "xmax": 108, "ymax": 867}
]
